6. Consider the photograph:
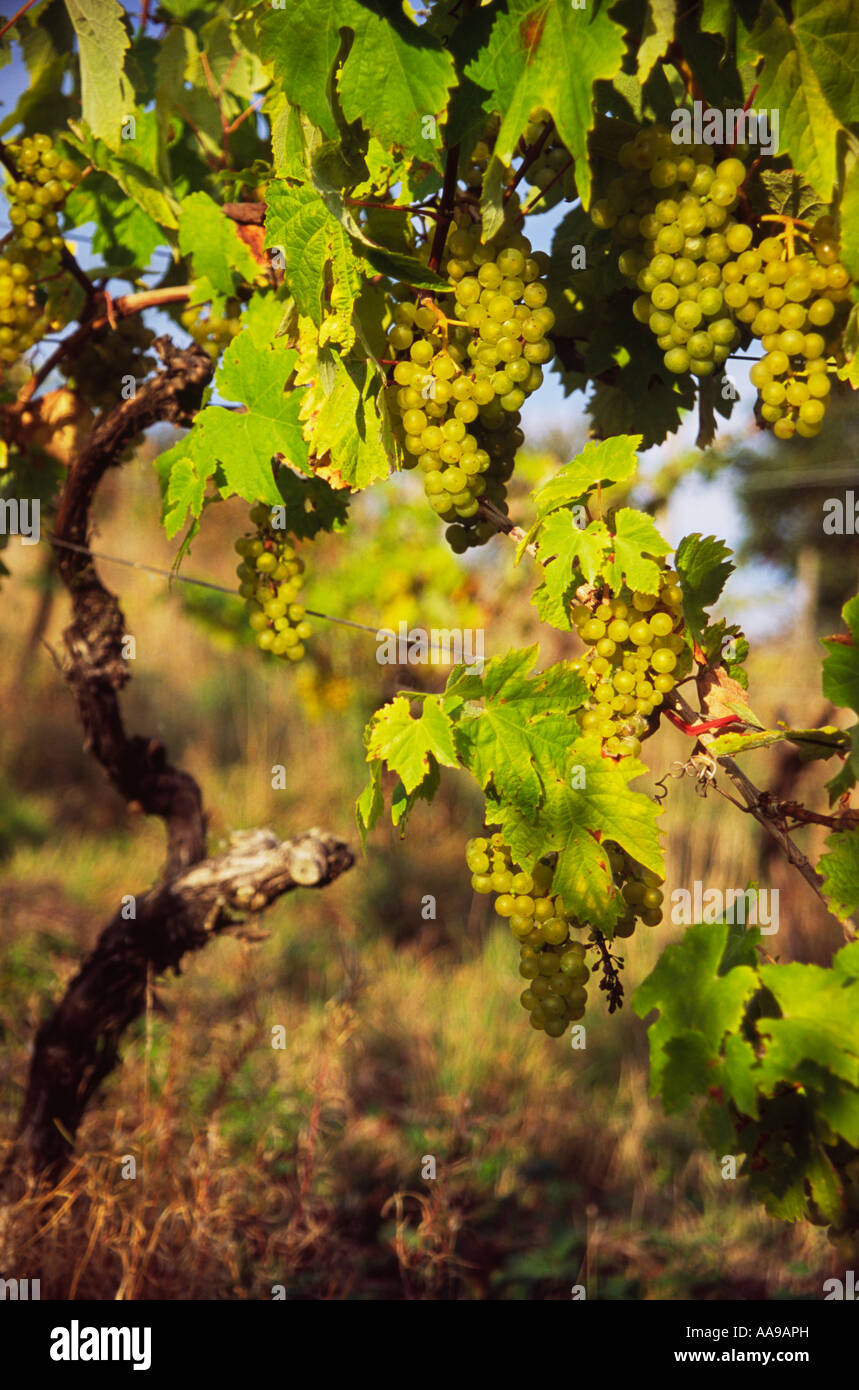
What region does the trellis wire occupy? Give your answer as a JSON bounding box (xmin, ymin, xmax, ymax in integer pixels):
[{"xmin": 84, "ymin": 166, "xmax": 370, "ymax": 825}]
[{"xmin": 45, "ymin": 533, "xmax": 384, "ymax": 636}]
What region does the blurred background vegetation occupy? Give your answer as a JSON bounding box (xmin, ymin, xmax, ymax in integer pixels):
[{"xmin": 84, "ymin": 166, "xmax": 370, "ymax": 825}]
[{"xmin": 0, "ymin": 403, "xmax": 856, "ymax": 1300}]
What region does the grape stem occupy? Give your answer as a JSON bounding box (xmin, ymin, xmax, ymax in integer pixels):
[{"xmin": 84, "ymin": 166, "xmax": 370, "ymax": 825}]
[
  {"xmin": 663, "ymin": 708, "xmax": 746, "ymax": 737},
  {"xmin": 428, "ymin": 141, "xmax": 461, "ymax": 273},
  {"xmin": 0, "ymin": 0, "xmax": 40, "ymax": 42},
  {"xmin": 504, "ymin": 118, "xmax": 554, "ymax": 204},
  {"xmin": 727, "ymin": 83, "xmax": 759, "ymax": 153},
  {"xmin": 760, "ymin": 215, "xmax": 814, "ymax": 229},
  {"xmin": 13, "ymin": 286, "xmax": 193, "ymax": 409},
  {"xmin": 346, "ymin": 197, "xmax": 442, "ymax": 221},
  {"xmin": 476, "ymin": 497, "xmax": 538, "ymax": 557},
  {"xmin": 760, "ymin": 214, "xmax": 815, "ymax": 261},
  {"xmin": 519, "ymin": 157, "xmax": 574, "ymax": 219}
]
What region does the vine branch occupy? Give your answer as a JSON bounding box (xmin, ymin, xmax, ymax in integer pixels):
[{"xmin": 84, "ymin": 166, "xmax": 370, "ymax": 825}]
[
  {"xmin": 665, "ymin": 687, "xmax": 853, "ymax": 939},
  {"xmin": 13, "ymin": 286, "xmax": 192, "ymax": 409},
  {"xmin": 3, "ymin": 339, "xmax": 356, "ymax": 1182}
]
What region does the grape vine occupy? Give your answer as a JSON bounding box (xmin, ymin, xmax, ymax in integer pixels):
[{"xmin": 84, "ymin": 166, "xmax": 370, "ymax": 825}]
[{"xmin": 2, "ymin": 0, "xmax": 858, "ymax": 1276}]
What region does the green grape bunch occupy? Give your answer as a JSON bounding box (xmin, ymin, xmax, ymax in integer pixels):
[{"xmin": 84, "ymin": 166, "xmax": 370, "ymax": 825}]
[
  {"xmin": 181, "ymin": 300, "xmax": 242, "ymax": 360},
  {"xmin": 386, "ymin": 212, "xmax": 554, "ymax": 551},
  {"xmin": 592, "ymin": 126, "xmax": 748, "ymax": 377},
  {"xmin": 0, "ymin": 134, "xmax": 80, "ymax": 366},
  {"xmin": 744, "ymin": 216, "xmax": 851, "ymax": 439},
  {"xmin": 571, "ymin": 566, "xmax": 688, "ymax": 759},
  {"xmin": 589, "ymin": 120, "xmax": 854, "ymax": 438},
  {"xmin": 235, "ymin": 503, "xmax": 314, "ymax": 661},
  {"xmin": 4, "ymin": 133, "xmax": 78, "ymax": 254},
  {"xmin": 465, "ymin": 830, "xmax": 664, "ymax": 1037}
]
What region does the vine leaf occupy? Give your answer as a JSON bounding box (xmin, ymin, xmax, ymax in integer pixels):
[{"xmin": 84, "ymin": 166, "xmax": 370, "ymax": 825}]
[
  {"xmin": 299, "ymin": 349, "xmax": 394, "ymax": 490},
  {"xmin": 604, "ymin": 508, "xmax": 671, "ymax": 594},
  {"xmin": 633, "ymin": 921, "xmax": 760, "ymax": 1107},
  {"xmin": 532, "ymin": 436, "xmax": 642, "ymax": 520},
  {"xmin": 757, "ymin": 953, "xmax": 859, "ymax": 1089},
  {"xmin": 466, "ymin": 0, "xmax": 626, "ymax": 209},
  {"xmin": 178, "ymin": 192, "xmax": 260, "ymax": 298},
  {"xmin": 675, "ymin": 533, "xmax": 735, "ymax": 647},
  {"xmin": 356, "ymin": 762, "xmax": 384, "ymax": 845},
  {"xmin": 453, "ymin": 647, "xmax": 588, "ymax": 820},
  {"xmin": 65, "ymin": 0, "xmax": 134, "ymax": 150},
  {"xmin": 443, "ymin": 650, "xmax": 661, "ymax": 929},
  {"xmin": 156, "ymin": 299, "xmax": 308, "ymax": 533},
  {"xmin": 821, "ymin": 596, "xmax": 859, "ymax": 799},
  {"xmin": 817, "ymin": 831, "xmax": 859, "ymax": 926},
  {"xmin": 636, "ymin": 0, "xmax": 675, "ymax": 81},
  {"xmin": 70, "ymin": 122, "xmax": 181, "ymax": 231},
  {"xmin": 265, "ymin": 180, "xmax": 362, "ymax": 327},
  {"xmin": 366, "ymin": 694, "xmax": 459, "ymax": 795},
  {"xmin": 538, "ymin": 514, "xmax": 610, "ymax": 597},
  {"xmin": 737, "ymin": 0, "xmax": 859, "ymax": 200},
  {"xmin": 259, "ymin": 0, "xmax": 456, "ymax": 168},
  {"xmin": 707, "ymin": 725, "xmax": 851, "ymax": 759},
  {"xmin": 822, "ymin": 595, "xmax": 859, "ymax": 714}
]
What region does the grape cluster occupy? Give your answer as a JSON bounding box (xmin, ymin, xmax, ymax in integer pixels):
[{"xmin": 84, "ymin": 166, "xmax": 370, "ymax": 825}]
[
  {"xmin": 459, "ymin": 121, "xmax": 498, "ymax": 190},
  {"xmin": 387, "ymin": 222, "xmax": 553, "ymax": 549},
  {"xmin": 744, "ymin": 219, "xmax": 849, "ymax": 439},
  {"xmin": 604, "ymin": 842, "xmax": 665, "ymax": 937},
  {"xmin": 467, "ymin": 831, "xmax": 665, "ymax": 1034},
  {"xmin": 181, "ymin": 300, "xmax": 242, "ymax": 360},
  {"xmin": 0, "ymin": 135, "xmax": 79, "ymax": 365},
  {"xmin": 4, "ymin": 134, "xmax": 77, "ymax": 254},
  {"xmin": 235, "ymin": 503, "xmax": 313, "ymax": 660},
  {"xmin": 590, "ymin": 121, "xmax": 853, "ymax": 437},
  {"xmin": 571, "ymin": 569, "xmax": 686, "ymax": 759},
  {"xmin": 519, "ymin": 106, "xmax": 574, "ymax": 212},
  {"xmin": 593, "ymin": 127, "xmax": 747, "ymax": 377},
  {"xmin": 64, "ymin": 317, "xmax": 155, "ymax": 411},
  {"xmin": 467, "ymin": 831, "xmax": 590, "ymax": 1037}
]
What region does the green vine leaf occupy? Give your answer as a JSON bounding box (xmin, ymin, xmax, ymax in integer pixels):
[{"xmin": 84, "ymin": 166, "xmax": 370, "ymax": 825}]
[
  {"xmin": 366, "ymin": 694, "xmax": 459, "ymax": 796},
  {"xmin": 675, "ymin": 534, "xmax": 735, "ymax": 647},
  {"xmin": 737, "ymin": 0, "xmax": 859, "ymax": 200},
  {"xmin": 466, "ymin": 0, "xmax": 627, "ymax": 209},
  {"xmin": 178, "ymin": 191, "xmax": 260, "ymax": 297},
  {"xmin": 817, "ymin": 830, "xmax": 859, "ymax": 925},
  {"xmin": 65, "ymin": 0, "xmax": 134, "ymax": 151}
]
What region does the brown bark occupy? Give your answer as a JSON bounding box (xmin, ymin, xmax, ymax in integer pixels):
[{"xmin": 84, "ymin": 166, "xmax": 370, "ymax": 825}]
[{"xmin": 5, "ymin": 339, "xmax": 355, "ymax": 1183}]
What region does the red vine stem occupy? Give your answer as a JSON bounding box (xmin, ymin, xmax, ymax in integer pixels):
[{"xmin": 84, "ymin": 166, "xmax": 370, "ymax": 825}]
[
  {"xmin": 0, "ymin": 0, "xmax": 41, "ymax": 40},
  {"xmin": 428, "ymin": 142, "xmax": 461, "ymax": 273}
]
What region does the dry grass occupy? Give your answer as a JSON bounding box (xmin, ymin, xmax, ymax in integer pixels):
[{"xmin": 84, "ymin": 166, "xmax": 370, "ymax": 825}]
[{"xmin": 0, "ymin": 461, "xmax": 845, "ymax": 1299}]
